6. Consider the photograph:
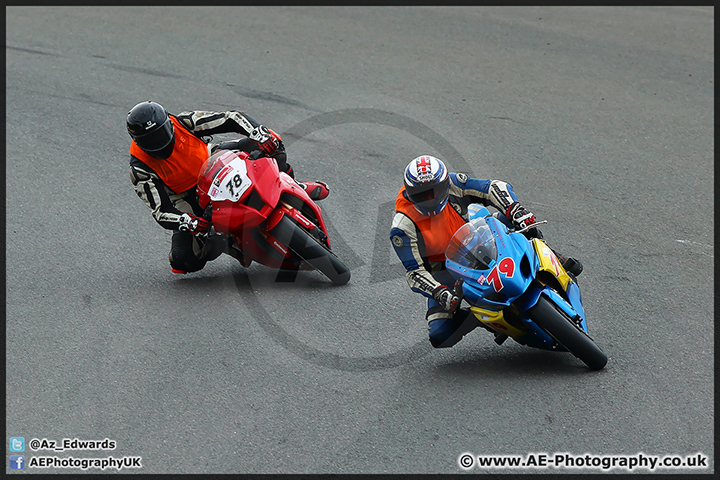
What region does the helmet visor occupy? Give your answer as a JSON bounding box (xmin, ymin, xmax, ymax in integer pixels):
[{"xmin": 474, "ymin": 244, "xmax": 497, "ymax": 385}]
[
  {"xmin": 133, "ymin": 117, "xmax": 174, "ymax": 154},
  {"xmin": 406, "ymin": 178, "xmax": 450, "ymax": 212}
]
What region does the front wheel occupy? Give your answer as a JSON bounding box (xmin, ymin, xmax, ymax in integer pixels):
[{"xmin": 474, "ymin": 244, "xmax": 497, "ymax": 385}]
[
  {"xmin": 529, "ymin": 296, "xmax": 607, "ymax": 370},
  {"xmin": 270, "ymin": 215, "xmax": 351, "ymax": 285}
]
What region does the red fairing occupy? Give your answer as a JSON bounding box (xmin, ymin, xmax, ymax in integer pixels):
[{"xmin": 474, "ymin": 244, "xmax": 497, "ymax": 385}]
[
  {"xmin": 197, "ymin": 150, "xmax": 237, "ymax": 210},
  {"xmin": 196, "ymin": 149, "xmax": 330, "ymax": 268}
]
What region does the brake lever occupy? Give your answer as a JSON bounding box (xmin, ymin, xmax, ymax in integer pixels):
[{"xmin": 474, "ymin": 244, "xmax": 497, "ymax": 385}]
[
  {"xmin": 450, "ymin": 279, "xmax": 465, "ymax": 314},
  {"xmin": 512, "ymin": 220, "xmax": 548, "ymax": 235}
]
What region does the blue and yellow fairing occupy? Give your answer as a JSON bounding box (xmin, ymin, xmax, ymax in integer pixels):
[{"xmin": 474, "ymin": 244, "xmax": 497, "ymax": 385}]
[{"xmin": 445, "ymin": 205, "xmax": 587, "ymax": 350}]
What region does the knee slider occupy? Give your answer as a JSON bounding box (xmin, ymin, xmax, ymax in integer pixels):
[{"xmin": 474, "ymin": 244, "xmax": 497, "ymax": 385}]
[
  {"xmin": 427, "ymin": 309, "xmax": 479, "ymax": 348},
  {"xmin": 428, "ymin": 317, "xmax": 461, "ymax": 349},
  {"xmin": 169, "ymin": 244, "xmax": 206, "ymax": 273}
]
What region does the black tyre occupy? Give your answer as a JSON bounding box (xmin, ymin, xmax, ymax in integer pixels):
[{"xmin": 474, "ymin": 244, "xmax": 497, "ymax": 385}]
[
  {"xmin": 270, "ymin": 215, "xmax": 351, "ymax": 285},
  {"xmin": 529, "ymin": 296, "xmax": 607, "ymax": 370}
]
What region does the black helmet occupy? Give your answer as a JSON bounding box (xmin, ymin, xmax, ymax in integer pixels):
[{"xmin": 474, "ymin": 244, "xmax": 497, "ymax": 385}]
[{"xmin": 126, "ymin": 101, "xmax": 175, "ymax": 157}]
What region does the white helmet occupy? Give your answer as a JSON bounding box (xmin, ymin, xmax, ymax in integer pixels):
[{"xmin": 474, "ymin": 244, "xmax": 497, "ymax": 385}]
[{"xmin": 403, "ymin": 155, "xmax": 450, "ymax": 216}]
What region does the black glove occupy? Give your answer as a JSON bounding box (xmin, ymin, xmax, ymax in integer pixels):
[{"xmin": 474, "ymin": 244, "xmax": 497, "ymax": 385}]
[
  {"xmin": 249, "ymin": 125, "xmax": 281, "ymax": 155},
  {"xmin": 432, "ymin": 285, "xmax": 460, "ymax": 312},
  {"xmin": 506, "ymin": 202, "xmax": 537, "ymax": 230},
  {"xmin": 248, "ymin": 150, "xmax": 265, "ymax": 160},
  {"xmin": 178, "ymin": 213, "xmax": 210, "ymax": 236}
]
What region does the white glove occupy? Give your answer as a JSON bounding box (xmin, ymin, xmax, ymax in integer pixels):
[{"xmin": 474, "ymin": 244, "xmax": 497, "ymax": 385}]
[
  {"xmin": 507, "ymin": 202, "xmax": 537, "ymax": 229},
  {"xmin": 432, "ymin": 285, "xmax": 460, "ymax": 312}
]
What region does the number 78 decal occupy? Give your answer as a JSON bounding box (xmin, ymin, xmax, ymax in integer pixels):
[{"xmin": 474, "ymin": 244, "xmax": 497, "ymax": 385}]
[{"xmin": 485, "ymin": 257, "xmax": 515, "ymax": 292}]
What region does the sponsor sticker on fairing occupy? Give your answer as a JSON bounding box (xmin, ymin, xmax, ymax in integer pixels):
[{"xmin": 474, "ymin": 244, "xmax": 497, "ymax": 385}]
[{"xmin": 213, "ymin": 165, "xmax": 234, "ymax": 186}]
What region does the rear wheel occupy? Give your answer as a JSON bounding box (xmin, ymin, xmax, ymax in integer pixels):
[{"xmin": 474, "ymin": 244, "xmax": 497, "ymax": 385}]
[
  {"xmin": 529, "ymin": 296, "xmax": 607, "ymax": 370},
  {"xmin": 270, "ymin": 215, "xmax": 351, "ymax": 285}
]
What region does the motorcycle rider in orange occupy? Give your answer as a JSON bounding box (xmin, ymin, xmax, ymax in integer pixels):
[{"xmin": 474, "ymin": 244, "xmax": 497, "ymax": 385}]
[
  {"xmin": 127, "ymin": 101, "xmax": 329, "ymax": 274},
  {"xmin": 391, "ymin": 155, "xmax": 582, "ymax": 348}
]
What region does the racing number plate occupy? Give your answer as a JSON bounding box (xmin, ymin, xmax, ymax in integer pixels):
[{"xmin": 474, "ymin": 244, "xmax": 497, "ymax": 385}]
[{"xmin": 209, "ymin": 157, "xmax": 252, "ymax": 202}]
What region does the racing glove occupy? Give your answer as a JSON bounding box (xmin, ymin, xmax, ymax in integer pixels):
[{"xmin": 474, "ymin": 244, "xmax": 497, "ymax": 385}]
[
  {"xmin": 432, "ymin": 285, "xmax": 460, "ymax": 312},
  {"xmin": 249, "ymin": 125, "xmax": 281, "ymax": 155},
  {"xmin": 178, "ymin": 213, "xmax": 210, "ymax": 236},
  {"xmin": 506, "ymin": 202, "xmax": 537, "ymax": 230}
]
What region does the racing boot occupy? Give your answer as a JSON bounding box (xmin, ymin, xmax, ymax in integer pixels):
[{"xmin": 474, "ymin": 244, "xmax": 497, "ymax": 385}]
[
  {"xmin": 428, "ymin": 310, "xmax": 479, "ymax": 348},
  {"xmin": 299, "ymin": 181, "xmax": 330, "ymax": 201},
  {"xmin": 562, "ymin": 256, "xmax": 583, "ymax": 276},
  {"xmin": 552, "ymin": 250, "xmax": 583, "ymax": 276}
]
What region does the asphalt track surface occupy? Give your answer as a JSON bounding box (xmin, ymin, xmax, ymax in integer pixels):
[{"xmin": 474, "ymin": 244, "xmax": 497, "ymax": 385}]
[{"xmin": 6, "ymin": 6, "xmax": 714, "ymax": 476}]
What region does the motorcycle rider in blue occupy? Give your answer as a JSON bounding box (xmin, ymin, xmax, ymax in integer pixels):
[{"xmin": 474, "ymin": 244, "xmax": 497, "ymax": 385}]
[{"xmin": 390, "ymin": 155, "xmax": 583, "ymax": 348}]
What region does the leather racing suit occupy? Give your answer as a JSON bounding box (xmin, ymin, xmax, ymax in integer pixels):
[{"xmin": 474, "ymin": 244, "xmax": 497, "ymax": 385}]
[
  {"xmin": 130, "ymin": 109, "xmax": 291, "ymax": 273},
  {"xmin": 390, "ymin": 173, "xmax": 520, "ymax": 347}
]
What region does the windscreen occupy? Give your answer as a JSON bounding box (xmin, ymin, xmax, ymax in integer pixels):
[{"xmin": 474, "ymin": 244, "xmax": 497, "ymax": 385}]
[{"xmin": 445, "ymin": 217, "xmax": 498, "ymax": 270}]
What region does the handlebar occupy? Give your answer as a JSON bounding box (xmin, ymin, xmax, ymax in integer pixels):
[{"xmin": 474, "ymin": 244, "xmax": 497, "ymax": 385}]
[{"xmin": 511, "ymin": 220, "xmax": 548, "ymax": 235}]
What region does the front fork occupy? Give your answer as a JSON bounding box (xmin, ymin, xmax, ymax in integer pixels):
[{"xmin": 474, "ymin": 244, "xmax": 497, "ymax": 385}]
[{"xmin": 261, "ymin": 203, "xmax": 328, "ymax": 261}]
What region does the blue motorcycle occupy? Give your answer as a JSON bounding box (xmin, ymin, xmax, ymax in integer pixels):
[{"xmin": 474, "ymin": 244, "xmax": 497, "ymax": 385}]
[{"xmin": 445, "ymin": 205, "xmax": 607, "ymax": 370}]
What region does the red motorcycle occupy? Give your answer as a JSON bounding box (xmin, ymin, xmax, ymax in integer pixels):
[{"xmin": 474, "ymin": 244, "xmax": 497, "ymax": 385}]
[{"xmin": 196, "ymin": 149, "xmax": 350, "ymax": 285}]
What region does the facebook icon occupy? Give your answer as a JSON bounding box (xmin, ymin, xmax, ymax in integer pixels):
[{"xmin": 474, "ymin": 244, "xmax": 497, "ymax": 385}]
[{"xmin": 10, "ymin": 455, "xmax": 25, "ymax": 470}]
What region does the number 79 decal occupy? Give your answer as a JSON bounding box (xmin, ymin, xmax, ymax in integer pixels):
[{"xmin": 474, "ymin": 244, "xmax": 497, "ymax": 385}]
[{"xmin": 485, "ymin": 257, "xmax": 516, "ymax": 292}]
